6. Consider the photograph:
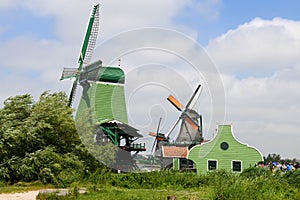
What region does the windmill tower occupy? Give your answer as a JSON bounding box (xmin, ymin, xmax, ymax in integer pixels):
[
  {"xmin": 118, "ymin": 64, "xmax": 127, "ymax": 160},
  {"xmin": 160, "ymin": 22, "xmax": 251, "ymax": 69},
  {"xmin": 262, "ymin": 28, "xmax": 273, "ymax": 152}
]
[{"xmin": 60, "ymin": 4, "xmax": 145, "ymax": 172}]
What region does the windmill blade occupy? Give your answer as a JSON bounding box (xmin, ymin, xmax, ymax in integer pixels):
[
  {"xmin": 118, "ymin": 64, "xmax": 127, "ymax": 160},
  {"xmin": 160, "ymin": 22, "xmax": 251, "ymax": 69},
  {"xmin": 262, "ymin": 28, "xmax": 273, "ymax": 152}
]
[
  {"xmin": 185, "ymin": 84, "xmax": 201, "ymax": 110},
  {"xmin": 67, "ymin": 4, "xmax": 100, "ymax": 107},
  {"xmin": 156, "ymin": 117, "xmax": 162, "ymax": 133},
  {"xmin": 83, "ymin": 60, "xmax": 102, "ymax": 73},
  {"xmin": 80, "ymin": 60, "xmax": 102, "ymax": 82},
  {"xmin": 183, "ymin": 121, "xmax": 193, "ymax": 141},
  {"xmin": 150, "ymin": 117, "xmax": 164, "ymax": 155},
  {"xmin": 68, "ymin": 80, "xmax": 78, "ymax": 106},
  {"xmin": 184, "ymin": 114, "xmax": 199, "ymax": 131},
  {"xmin": 60, "ymin": 68, "xmax": 78, "ymax": 80},
  {"xmin": 149, "ymin": 117, "xmax": 162, "ymax": 137},
  {"xmin": 167, "ymin": 95, "xmax": 183, "ymax": 111},
  {"xmin": 149, "ymin": 132, "xmax": 156, "ymax": 137},
  {"xmin": 151, "ymin": 138, "xmax": 157, "ymax": 154},
  {"xmin": 165, "ymin": 116, "xmax": 181, "ymax": 138},
  {"xmin": 78, "ymin": 4, "xmax": 100, "ymax": 66}
]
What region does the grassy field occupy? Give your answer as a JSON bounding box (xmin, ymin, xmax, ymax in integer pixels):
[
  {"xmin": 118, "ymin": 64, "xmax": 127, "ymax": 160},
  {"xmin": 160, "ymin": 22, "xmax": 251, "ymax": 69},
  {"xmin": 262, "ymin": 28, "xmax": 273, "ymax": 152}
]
[
  {"xmin": 2, "ymin": 168, "xmax": 300, "ymax": 199},
  {"xmin": 77, "ymin": 187, "xmax": 212, "ymax": 200}
]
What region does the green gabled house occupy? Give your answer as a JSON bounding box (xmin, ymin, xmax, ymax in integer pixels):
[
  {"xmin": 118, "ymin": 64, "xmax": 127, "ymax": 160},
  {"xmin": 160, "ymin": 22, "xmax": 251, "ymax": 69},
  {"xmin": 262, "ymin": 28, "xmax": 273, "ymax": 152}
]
[{"xmin": 187, "ymin": 124, "xmax": 263, "ymax": 174}]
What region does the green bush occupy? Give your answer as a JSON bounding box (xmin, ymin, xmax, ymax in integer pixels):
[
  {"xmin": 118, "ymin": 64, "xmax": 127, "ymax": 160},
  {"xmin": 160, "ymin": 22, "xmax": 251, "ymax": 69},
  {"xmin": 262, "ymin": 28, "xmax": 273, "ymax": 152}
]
[
  {"xmin": 283, "ymin": 170, "xmax": 300, "ymax": 189},
  {"xmin": 240, "ymin": 166, "xmax": 272, "ymax": 179},
  {"xmin": 0, "ymin": 147, "xmax": 86, "ymax": 186}
]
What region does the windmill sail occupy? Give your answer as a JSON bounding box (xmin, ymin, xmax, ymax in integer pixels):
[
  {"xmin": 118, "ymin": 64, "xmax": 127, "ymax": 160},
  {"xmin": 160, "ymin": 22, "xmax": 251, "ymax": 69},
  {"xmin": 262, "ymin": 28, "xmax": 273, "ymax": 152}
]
[
  {"xmin": 79, "ymin": 4, "xmax": 100, "ymax": 66},
  {"xmin": 65, "ymin": 4, "xmax": 100, "ymax": 106},
  {"xmin": 60, "ymin": 68, "xmax": 78, "ymax": 80}
]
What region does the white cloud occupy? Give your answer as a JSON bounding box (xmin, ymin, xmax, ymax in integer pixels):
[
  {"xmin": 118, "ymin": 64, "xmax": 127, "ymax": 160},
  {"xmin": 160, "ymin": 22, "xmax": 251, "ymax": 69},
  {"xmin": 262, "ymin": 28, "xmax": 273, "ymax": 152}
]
[
  {"xmin": 222, "ymin": 74, "xmax": 300, "ymax": 122},
  {"xmin": 214, "ymin": 66, "xmax": 300, "ymax": 158},
  {"xmin": 207, "ymin": 17, "xmax": 300, "ymax": 76},
  {"xmin": 0, "ymin": 0, "xmax": 19, "ymax": 9},
  {"xmin": 1, "ymin": 36, "xmax": 72, "ymax": 69},
  {"xmin": 202, "ymin": 17, "xmax": 300, "ymax": 158}
]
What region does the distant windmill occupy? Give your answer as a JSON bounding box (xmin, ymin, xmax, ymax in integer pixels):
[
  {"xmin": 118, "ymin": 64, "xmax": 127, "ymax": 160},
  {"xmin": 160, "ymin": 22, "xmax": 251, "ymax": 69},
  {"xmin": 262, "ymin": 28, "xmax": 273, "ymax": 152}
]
[{"xmin": 149, "ymin": 84, "xmax": 203, "ymax": 159}]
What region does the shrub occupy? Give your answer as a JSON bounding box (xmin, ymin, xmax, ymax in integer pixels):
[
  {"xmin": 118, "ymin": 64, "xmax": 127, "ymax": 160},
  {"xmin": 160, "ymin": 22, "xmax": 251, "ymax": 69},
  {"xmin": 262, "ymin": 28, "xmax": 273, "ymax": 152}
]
[
  {"xmin": 283, "ymin": 170, "xmax": 300, "ymax": 189},
  {"xmin": 240, "ymin": 167, "xmax": 272, "ymax": 179}
]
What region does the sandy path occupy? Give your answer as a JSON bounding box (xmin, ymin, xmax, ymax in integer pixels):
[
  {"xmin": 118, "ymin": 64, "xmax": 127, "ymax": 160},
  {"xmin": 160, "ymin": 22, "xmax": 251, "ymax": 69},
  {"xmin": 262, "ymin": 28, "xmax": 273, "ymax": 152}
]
[{"xmin": 0, "ymin": 190, "xmax": 40, "ymax": 200}]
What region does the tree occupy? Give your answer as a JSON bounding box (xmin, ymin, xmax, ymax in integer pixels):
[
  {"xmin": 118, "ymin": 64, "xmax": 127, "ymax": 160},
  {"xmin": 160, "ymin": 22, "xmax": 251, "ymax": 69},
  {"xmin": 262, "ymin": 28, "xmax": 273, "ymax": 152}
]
[
  {"xmin": 264, "ymin": 153, "xmax": 281, "ymax": 163},
  {"xmin": 0, "ymin": 92, "xmax": 80, "ymax": 159},
  {"xmin": 0, "ymin": 94, "xmax": 34, "ymax": 159},
  {"xmin": 0, "ymin": 91, "xmax": 114, "ymax": 184},
  {"xmin": 29, "ymin": 91, "xmax": 80, "ymax": 153}
]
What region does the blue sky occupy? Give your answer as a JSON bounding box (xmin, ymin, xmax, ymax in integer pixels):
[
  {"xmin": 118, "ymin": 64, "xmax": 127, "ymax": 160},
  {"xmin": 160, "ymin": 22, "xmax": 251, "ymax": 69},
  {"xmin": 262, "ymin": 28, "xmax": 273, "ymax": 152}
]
[
  {"xmin": 185, "ymin": 0, "xmax": 300, "ymax": 45},
  {"xmin": 0, "ymin": 7, "xmax": 55, "ymax": 41},
  {"xmin": 2, "ymin": 1, "xmax": 300, "ymax": 46},
  {"xmin": 0, "ymin": 0, "xmax": 300, "ymax": 159},
  {"xmin": 175, "ymin": 0, "xmax": 300, "ymax": 44}
]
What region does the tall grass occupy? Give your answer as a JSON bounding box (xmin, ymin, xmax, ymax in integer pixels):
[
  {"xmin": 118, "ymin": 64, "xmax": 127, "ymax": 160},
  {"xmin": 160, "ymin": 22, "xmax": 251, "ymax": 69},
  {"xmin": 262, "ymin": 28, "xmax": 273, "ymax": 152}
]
[
  {"xmin": 84, "ymin": 168, "xmax": 300, "ymax": 199},
  {"xmin": 5, "ymin": 167, "xmax": 300, "ymax": 199}
]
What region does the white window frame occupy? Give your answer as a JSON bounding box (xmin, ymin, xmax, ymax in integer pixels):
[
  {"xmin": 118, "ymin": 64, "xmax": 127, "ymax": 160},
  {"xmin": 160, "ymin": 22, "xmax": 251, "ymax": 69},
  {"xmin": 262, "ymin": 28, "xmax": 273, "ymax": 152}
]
[
  {"xmin": 232, "ymin": 160, "xmax": 242, "ymax": 173},
  {"xmin": 207, "ymin": 159, "xmax": 218, "ymax": 171}
]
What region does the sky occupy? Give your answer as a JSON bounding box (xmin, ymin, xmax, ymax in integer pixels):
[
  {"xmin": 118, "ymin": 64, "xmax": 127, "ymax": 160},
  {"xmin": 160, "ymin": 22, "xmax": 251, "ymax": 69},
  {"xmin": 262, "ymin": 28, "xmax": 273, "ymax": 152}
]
[{"xmin": 0, "ymin": 0, "xmax": 300, "ymax": 159}]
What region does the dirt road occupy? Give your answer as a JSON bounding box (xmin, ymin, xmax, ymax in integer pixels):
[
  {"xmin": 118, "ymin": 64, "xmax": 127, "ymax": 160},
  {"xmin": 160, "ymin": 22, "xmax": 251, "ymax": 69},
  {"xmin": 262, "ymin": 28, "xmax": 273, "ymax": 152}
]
[
  {"xmin": 0, "ymin": 188, "xmax": 87, "ymax": 199},
  {"xmin": 0, "ymin": 190, "xmax": 40, "ymax": 200}
]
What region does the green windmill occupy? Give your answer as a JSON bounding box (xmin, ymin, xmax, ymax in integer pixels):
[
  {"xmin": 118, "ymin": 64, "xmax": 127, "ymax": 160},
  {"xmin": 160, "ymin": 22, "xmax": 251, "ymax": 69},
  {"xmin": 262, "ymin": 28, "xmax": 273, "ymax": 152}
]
[{"xmin": 60, "ymin": 4, "xmax": 145, "ymax": 172}]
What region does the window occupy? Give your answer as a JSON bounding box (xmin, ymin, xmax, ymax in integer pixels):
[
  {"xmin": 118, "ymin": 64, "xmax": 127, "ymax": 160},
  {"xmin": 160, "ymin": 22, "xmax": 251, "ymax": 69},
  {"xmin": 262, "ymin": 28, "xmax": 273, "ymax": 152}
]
[
  {"xmin": 232, "ymin": 161, "xmax": 242, "ymax": 172},
  {"xmin": 220, "ymin": 142, "xmax": 229, "ymax": 150},
  {"xmin": 180, "ymin": 159, "xmax": 195, "ymax": 171},
  {"xmin": 208, "ymin": 160, "xmax": 217, "ymax": 171}
]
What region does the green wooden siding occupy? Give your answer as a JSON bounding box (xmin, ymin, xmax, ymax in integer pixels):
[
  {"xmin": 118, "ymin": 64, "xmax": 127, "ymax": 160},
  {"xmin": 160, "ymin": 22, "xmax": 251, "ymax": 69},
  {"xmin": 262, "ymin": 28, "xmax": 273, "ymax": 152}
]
[
  {"xmin": 94, "ymin": 83, "xmax": 128, "ymax": 124},
  {"xmin": 188, "ymin": 124, "xmax": 263, "ymax": 175},
  {"xmin": 173, "ymin": 158, "xmax": 179, "ymax": 170},
  {"xmin": 76, "ymin": 82, "xmax": 128, "ymax": 125}
]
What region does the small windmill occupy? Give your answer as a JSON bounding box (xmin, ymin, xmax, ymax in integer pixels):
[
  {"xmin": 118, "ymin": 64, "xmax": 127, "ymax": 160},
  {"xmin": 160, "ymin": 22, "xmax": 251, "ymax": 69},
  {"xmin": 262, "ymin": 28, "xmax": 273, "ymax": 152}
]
[
  {"xmin": 149, "ymin": 117, "xmax": 167, "ymax": 153},
  {"xmin": 149, "ymin": 84, "xmax": 203, "ymax": 157},
  {"xmin": 60, "ymin": 4, "xmax": 100, "ymax": 106}
]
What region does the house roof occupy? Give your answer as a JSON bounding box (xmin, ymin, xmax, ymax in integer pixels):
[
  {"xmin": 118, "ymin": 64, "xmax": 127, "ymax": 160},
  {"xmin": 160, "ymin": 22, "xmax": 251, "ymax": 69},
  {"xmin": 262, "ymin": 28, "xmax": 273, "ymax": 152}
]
[{"xmin": 162, "ymin": 146, "xmax": 188, "ymax": 158}]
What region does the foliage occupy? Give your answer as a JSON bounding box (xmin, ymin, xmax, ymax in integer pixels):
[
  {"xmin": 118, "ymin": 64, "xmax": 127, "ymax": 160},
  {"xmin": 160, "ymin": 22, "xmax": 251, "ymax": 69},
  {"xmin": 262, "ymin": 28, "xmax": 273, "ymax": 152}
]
[
  {"xmin": 87, "ymin": 170, "xmax": 206, "ymax": 189},
  {"xmin": 0, "ymin": 92, "xmax": 108, "ymax": 186},
  {"xmin": 264, "ymin": 153, "xmax": 298, "ymax": 164},
  {"xmin": 264, "ymin": 153, "xmax": 281, "ymax": 163},
  {"xmin": 205, "ymin": 169, "xmax": 299, "ymax": 199},
  {"xmin": 240, "ymin": 166, "xmax": 272, "ymax": 178},
  {"xmin": 283, "ymin": 170, "xmax": 300, "ymax": 189},
  {"xmin": 75, "ymin": 109, "xmax": 117, "ymax": 168},
  {"xmin": 81, "ymin": 169, "xmax": 300, "ymax": 199}
]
